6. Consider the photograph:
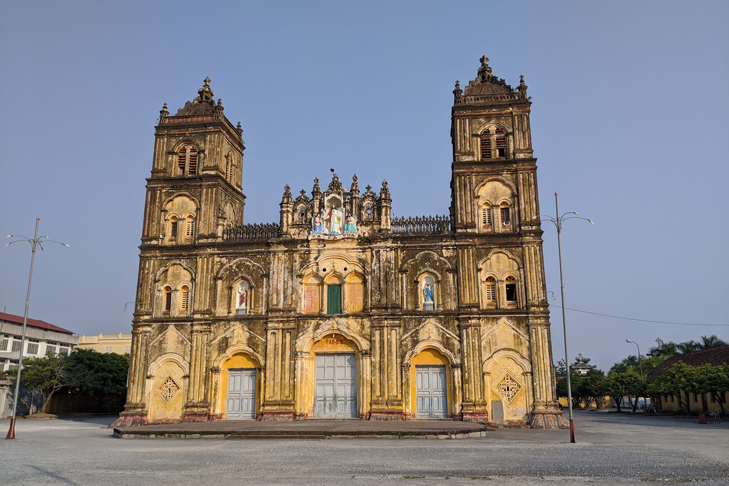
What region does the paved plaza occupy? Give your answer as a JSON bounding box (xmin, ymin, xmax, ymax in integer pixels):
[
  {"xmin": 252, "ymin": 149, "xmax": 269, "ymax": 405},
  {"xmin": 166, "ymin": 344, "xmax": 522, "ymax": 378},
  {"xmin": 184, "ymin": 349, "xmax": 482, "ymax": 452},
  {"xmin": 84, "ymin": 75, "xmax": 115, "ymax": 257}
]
[{"xmin": 1, "ymin": 411, "xmax": 727, "ymax": 485}]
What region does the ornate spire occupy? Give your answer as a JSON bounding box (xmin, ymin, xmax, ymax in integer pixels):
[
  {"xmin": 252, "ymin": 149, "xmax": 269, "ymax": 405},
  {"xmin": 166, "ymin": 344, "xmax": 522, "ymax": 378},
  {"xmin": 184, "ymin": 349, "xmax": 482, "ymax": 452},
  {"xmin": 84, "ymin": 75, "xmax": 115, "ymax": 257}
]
[
  {"xmin": 350, "ymin": 174, "xmax": 360, "ymax": 197},
  {"xmin": 477, "ymin": 56, "xmax": 493, "ymax": 82},
  {"xmin": 236, "ymin": 121, "xmax": 243, "ymax": 139},
  {"xmin": 518, "ymin": 74, "xmax": 528, "ymax": 100},
  {"xmin": 159, "ymin": 103, "xmax": 169, "ymax": 124},
  {"xmin": 198, "ymin": 76, "xmax": 215, "ymax": 103},
  {"xmin": 281, "ymin": 184, "xmax": 292, "ymax": 203},
  {"xmin": 453, "ymin": 80, "xmax": 462, "ymax": 102},
  {"xmin": 312, "ymin": 177, "xmax": 321, "ymax": 194},
  {"xmin": 379, "ymin": 179, "xmax": 390, "ymax": 200}
]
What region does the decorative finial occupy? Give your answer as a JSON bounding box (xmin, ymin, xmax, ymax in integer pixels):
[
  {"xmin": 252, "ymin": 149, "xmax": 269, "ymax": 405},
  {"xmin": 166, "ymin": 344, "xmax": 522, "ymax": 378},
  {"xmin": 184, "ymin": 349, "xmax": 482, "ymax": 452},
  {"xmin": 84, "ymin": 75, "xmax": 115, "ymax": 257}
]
[
  {"xmin": 204, "ymin": 76, "xmax": 211, "ymax": 87},
  {"xmin": 217, "ymin": 98, "xmax": 222, "ymax": 106},
  {"xmin": 518, "ymin": 74, "xmax": 528, "ymax": 100},
  {"xmin": 477, "ymin": 56, "xmax": 493, "ymax": 82},
  {"xmin": 382, "ymin": 179, "xmax": 388, "ymax": 188},
  {"xmin": 453, "ymin": 80, "xmax": 463, "ymax": 101},
  {"xmin": 300, "ymin": 189, "xmax": 306, "ymax": 196},
  {"xmin": 284, "ymin": 184, "xmax": 291, "ymax": 194},
  {"xmin": 159, "ymin": 103, "xmax": 169, "ymax": 123}
]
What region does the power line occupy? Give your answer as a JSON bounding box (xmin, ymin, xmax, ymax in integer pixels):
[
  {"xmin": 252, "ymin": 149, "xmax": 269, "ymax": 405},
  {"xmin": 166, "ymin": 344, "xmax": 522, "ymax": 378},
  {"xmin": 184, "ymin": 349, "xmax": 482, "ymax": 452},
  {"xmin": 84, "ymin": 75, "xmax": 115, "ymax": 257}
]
[{"xmin": 548, "ymin": 304, "xmax": 729, "ymax": 327}]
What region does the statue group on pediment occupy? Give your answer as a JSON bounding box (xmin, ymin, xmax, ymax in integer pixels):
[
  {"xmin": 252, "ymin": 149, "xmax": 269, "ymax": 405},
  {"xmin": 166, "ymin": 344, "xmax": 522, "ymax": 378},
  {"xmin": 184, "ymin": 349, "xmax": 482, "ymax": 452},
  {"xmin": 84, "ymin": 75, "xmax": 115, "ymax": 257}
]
[{"xmin": 310, "ymin": 198, "xmax": 357, "ymax": 239}]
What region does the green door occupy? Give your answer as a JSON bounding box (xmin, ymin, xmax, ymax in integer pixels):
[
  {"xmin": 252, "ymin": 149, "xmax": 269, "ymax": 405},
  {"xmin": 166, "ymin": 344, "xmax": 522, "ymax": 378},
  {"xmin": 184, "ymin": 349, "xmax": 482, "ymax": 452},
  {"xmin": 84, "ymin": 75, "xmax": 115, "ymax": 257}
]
[{"xmin": 327, "ymin": 285, "xmax": 342, "ymax": 314}]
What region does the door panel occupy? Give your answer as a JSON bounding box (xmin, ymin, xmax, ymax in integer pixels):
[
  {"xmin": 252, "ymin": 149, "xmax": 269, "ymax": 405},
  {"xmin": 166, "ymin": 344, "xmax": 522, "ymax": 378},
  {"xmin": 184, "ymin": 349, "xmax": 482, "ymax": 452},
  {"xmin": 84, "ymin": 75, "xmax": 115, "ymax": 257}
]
[
  {"xmin": 227, "ymin": 369, "xmax": 256, "ymax": 419},
  {"xmin": 314, "ymin": 353, "xmax": 356, "ymax": 418},
  {"xmin": 416, "ymin": 366, "xmax": 448, "ymax": 419}
]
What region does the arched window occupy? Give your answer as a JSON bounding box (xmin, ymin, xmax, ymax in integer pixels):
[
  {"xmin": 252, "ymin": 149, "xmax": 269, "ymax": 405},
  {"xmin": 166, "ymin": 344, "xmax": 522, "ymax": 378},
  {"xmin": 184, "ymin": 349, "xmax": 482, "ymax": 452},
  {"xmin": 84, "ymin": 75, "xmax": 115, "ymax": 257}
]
[
  {"xmin": 500, "ymin": 202, "xmax": 511, "ymax": 228},
  {"xmin": 484, "ymin": 277, "xmax": 497, "ymax": 306},
  {"xmin": 480, "ymin": 129, "xmax": 491, "ymax": 159},
  {"xmin": 325, "ymin": 275, "xmax": 343, "ymax": 315},
  {"xmin": 505, "ymin": 276, "xmax": 517, "ymax": 306},
  {"xmin": 163, "ymin": 286, "xmax": 172, "ymax": 313},
  {"xmin": 185, "ymin": 216, "xmax": 195, "ymax": 243},
  {"xmin": 169, "ymin": 216, "xmax": 178, "ymax": 240},
  {"xmin": 180, "ymin": 286, "xmax": 190, "ymax": 311},
  {"xmin": 177, "ymin": 145, "xmax": 198, "ymax": 176},
  {"xmin": 363, "ymin": 201, "xmax": 374, "ymax": 220},
  {"xmin": 480, "ymin": 127, "xmax": 508, "ymax": 160},
  {"xmin": 297, "ymin": 205, "xmax": 307, "ymax": 223},
  {"xmin": 495, "ymin": 128, "xmax": 506, "ymax": 157},
  {"xmin": 481, "ymin": 203, "xmax": 492, "ymax": 230}
]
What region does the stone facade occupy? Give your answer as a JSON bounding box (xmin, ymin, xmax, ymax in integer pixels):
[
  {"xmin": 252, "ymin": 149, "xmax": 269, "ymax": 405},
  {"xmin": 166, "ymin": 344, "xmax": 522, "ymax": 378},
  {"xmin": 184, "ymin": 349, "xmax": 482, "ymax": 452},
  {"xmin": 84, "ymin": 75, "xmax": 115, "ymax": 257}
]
[{"xmin": 116, "ymin": 59, "xmax": 566, "ymax": 428}]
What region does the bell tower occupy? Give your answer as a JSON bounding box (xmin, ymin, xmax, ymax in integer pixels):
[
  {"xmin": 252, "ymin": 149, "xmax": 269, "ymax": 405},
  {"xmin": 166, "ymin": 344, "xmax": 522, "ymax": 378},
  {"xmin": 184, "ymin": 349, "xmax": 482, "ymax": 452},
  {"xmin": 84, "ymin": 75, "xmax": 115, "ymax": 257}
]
[
  {"xmin": 140, "ymin": 77, "xmax": 247, "ymax": 248},
  {"xmin": 450, "ymin": 58, "xmax": 564, "ymax": 427}
]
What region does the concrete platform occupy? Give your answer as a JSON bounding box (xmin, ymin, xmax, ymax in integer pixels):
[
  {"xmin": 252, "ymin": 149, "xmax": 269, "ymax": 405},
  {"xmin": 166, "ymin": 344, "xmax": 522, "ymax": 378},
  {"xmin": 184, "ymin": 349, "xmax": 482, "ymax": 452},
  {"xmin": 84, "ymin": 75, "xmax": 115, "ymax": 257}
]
[{"xmin": 113, "ymin": 419, "xmax": 488, "ymax": 440}]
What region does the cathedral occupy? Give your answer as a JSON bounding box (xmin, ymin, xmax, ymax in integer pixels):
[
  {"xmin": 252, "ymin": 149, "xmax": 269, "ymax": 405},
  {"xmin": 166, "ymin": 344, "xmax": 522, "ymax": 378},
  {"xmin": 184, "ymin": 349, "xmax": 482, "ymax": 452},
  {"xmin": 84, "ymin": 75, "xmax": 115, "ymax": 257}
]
[{"xmin": 116, "ymin": 58, "xmax": 566, "ymax": 428}]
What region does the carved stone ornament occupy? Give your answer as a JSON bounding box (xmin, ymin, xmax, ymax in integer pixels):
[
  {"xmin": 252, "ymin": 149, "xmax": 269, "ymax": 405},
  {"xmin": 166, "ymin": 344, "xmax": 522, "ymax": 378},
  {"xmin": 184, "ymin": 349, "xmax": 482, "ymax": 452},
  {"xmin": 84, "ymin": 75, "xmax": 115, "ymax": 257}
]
[
  {"xmin": 176, "ymin": 77, "xmax": 217, "ymax": 116},
  {"xmin": 158, "ymin": 376, "xmax": 181, "ymax": 403}
]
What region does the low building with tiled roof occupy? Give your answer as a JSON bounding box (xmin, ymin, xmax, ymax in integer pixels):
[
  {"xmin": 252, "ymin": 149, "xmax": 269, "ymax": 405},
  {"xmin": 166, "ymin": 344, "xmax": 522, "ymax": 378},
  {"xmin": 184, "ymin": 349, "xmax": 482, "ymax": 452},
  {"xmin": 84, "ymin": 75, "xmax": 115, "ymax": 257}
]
[
  {"xmin": 650, "ymin": 345, "xmax": 729, "ymax": 414},
  {"xmin": 0, "ymin": 312, "xmax": 78, "ymax": 372}
]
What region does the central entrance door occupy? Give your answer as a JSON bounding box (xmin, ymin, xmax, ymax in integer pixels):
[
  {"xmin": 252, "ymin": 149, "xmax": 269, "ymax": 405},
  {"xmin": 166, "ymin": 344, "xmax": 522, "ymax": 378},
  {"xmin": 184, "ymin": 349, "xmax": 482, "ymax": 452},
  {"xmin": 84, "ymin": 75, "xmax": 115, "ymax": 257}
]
[
  {"xmin": 415, "ymin": 365, "xmax": 447, "ymax": 419},
  {"xmin": 314, "ymin": 353, "xmax": 357, "ymax": 418},
  {"xmin": 227, "ymin": 369, "xmax": 256, "ymax": 419}
]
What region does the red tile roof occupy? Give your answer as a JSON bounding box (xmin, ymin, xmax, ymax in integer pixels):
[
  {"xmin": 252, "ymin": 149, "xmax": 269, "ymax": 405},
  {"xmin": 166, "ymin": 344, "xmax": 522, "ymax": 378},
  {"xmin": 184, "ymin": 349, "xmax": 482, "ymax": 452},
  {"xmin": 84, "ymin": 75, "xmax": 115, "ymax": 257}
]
[
  {"xmin": 0, "ymin": 312, "xmax": 74, "ymax": 335},
  {"xmin": 650, "ymin": 345, "xmax": 729, "ymax": 376}
]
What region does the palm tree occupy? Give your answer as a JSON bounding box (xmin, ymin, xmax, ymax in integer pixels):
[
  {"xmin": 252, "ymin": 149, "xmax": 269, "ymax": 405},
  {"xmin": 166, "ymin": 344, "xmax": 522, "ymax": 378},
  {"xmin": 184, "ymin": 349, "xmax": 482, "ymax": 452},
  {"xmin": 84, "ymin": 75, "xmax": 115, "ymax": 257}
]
[
  {"xmin": 699, "ymin": 335, "xmax": 728, "ymax": 350},
  {"xmin": 677, "ymin": 340, "xmax": 699, "ymax": 354}
]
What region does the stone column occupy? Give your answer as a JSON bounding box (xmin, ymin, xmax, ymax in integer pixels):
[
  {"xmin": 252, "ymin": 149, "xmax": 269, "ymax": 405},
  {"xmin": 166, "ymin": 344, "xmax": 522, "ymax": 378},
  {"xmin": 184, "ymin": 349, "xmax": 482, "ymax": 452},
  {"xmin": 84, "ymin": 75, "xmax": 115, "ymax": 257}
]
[
  {"xmin": 114, "ymin": 323, "xmax": 150, "ymax": 426},
  {"xmin": 183, "ymin": 321, "xmax": 211, "ymax": 422}
]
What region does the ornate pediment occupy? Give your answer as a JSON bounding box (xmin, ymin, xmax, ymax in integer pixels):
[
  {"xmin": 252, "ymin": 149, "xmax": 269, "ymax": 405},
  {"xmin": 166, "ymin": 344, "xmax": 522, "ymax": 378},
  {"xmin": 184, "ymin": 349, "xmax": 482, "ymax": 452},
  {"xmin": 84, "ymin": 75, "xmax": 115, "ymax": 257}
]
[{"xmin": 464, "ymin": 56, "xmax": 513, "ymax": 96}]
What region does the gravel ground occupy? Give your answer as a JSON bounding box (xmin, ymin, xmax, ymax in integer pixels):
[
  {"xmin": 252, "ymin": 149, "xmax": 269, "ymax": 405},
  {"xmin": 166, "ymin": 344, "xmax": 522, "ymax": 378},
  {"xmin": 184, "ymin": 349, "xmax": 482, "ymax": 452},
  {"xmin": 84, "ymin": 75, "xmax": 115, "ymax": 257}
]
[{"xmin": 1, "ymin": 411, "xmax": 727, "ymax": 485}]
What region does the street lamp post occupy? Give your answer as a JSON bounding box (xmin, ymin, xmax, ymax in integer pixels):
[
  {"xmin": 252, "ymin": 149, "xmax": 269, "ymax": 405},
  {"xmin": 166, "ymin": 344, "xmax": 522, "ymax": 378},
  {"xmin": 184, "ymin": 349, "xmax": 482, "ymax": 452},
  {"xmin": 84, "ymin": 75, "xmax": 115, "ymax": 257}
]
[
  {"xmin": 626, "ymin": 339, "xmax": 644, "ymax": 411},
  {"xmin": 5, "ymin": 218, "xmax": 68, "ymax": 440},
  {"xmin": 536, "ymin": 193, "xmax": 593, "ymax": 443}
]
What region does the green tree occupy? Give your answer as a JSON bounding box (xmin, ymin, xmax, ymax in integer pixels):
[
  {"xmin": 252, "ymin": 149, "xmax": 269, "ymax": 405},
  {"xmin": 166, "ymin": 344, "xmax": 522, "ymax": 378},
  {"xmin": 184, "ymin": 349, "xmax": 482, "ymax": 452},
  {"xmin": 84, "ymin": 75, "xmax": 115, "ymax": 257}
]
[
  {"xmin": 65, "ymin": 349, "xmax": 130, "ymax": 411},
  {"xmin": 6, "ymin": 352, "xmax": 68, "ymax": 413},
  {"xmin": 676, "ymin": 340, "xmax": 699, "ymax": 355},
  {"xmin": 556, "ymin": 374, "xmax": 583, "ymax": 408},
  {"xmin": 648, "ymin": 362, "xmax": 695, "ymax": 413},
  {"xmin": 604, "ymin": 369, "xmax": 642, "ymax": 412},
  {"xmin": 578, "ymin": 369, "xmax": 607, "ymax": 409},
  {"xmin": 699, "ymin": 335, "xmax": 728, "ymax": 350}
]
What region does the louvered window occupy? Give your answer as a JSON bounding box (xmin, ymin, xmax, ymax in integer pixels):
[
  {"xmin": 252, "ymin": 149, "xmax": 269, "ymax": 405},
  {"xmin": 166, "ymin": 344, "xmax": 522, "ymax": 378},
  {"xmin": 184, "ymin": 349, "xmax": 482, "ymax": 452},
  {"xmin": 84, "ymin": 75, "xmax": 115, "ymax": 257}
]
[
  {"xmin": 12, "ymin": 341, "xmax": 21, "ymax": 352},
  {"xmin": 177, "ymin": 145, "xmax": 198, "ymax": 176},
  {"xmin": 496, "ymin": 128, "xmax": 506, "ymax": 157},
  {"xmin": 185, "ymin": 218, "xmax": 194, "ymax": 240},
  {"xmin": 485, "ymin": 277, "xmax": 497, "ymax": 303},
  {"xmin": 188, "ymin": 149, "xmax": 197, "ymax": 175},
  {"xmin": 0, "ymin": 337, "xmax": 7, "ymax": 351},
  {"xmin": 225, "ymin": 154, "xmax": 232, "ymax": 182},
  {"xmin": 46, "ymin": 345, "xmax": 57, "ymax": 355},
  {"xmin": 480, "ymin": 129, "xmax": 491, "ymax": 159},
  {"xmin": 181, "ymin": 286, "xmax": 190, "ymax": 310},
  {"xmin": 27, "ymin": 342, "xmax": 39, "ymax": 355},
  {"xmin": 59, "ymin": 347, "xmax": 69, "ymax": 356},
  {"xmin": 481, "ymin": 205, "xmax": 492, "ymax": 226}
]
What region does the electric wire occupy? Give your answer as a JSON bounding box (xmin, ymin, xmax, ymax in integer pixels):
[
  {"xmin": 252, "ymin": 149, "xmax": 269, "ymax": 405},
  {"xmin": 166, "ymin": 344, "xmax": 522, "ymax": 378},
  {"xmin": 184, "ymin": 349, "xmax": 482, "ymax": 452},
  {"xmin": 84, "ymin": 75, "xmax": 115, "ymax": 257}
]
[{"xmin": 548, "ymin": 304, "xmax": 729, "ymax": 327}]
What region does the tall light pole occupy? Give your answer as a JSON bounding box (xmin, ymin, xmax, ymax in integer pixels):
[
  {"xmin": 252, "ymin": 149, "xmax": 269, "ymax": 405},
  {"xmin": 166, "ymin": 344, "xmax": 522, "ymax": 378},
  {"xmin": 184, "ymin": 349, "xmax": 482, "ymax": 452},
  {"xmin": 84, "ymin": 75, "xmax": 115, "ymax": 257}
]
[
  {"xmin": 5, "ymin": 218, "xmax": 68, "ymax": 439},
  {"xmin": 536, "ymin": 193, "xmax": 593, "ymax": 443},
  {"xmin": 626, "ymin": 339, "xmax": 644, "ymax": 411}
]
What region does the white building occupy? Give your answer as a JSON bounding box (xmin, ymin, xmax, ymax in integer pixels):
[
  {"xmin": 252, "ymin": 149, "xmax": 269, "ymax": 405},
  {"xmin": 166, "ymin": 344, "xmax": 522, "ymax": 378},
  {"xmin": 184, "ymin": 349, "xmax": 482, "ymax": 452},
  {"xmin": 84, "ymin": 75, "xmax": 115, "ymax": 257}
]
[{"xmin": 0, "ymin": 312, "xmax": 78, "ymax": 372}]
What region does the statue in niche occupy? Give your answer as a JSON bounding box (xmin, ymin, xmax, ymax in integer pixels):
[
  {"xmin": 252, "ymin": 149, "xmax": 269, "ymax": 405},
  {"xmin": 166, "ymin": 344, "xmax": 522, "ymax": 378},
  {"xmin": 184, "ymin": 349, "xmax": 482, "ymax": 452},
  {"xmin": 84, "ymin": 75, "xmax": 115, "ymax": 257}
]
[
  {"xmin": 344, "ymin": 214, "xmax": 357, "ymax": 233},
  {"xmin": 422, "ymin": 277, "xmax": 435, "ymax": 311},
  {"xmin": 327, "ymin": 204, "xmax": 342, "ymax": 235},
  {"xmin": 311, "ymin": 213, "xmax": 325, "ymax": 234},
  {"xmin": 236, "ymin": 281, "xmax": 249, "ymax": 315}
]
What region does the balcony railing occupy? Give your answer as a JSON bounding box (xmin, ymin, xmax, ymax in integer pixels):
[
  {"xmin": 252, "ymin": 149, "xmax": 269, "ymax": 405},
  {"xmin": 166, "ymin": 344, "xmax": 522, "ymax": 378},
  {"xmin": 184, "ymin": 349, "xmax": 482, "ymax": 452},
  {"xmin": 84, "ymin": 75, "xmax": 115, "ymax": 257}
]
[
  {"xmin": 391, "ymin": 215, "xmax": 451, "ymax": 234},
  {"xmin": 223, "ymin": 222, "xmax": 280, "ymax": 241}
]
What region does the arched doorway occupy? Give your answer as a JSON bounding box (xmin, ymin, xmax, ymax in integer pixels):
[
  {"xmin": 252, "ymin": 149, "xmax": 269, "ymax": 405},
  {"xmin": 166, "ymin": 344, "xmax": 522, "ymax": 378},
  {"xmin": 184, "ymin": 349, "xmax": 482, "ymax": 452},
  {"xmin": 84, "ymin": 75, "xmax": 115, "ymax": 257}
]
[
  {"xmin": 222, "ymin": 353, "xmax": 259, "ymax": 420},
  {"xmin": 410, "ymin": 348, "xmax": 451, "ymax": 419},
  {"xmin": 311, "ymin": 334, "xmax": 358, "ymax": 418}
]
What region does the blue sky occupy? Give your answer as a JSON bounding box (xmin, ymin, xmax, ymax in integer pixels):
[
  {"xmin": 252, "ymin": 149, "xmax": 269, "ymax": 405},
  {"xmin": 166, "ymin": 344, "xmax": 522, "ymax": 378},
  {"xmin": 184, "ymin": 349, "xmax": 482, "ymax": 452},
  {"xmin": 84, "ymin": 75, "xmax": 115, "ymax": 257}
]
[{"xmin": 1, "ymin": 1, "xmax": 727, "ymax": 371}]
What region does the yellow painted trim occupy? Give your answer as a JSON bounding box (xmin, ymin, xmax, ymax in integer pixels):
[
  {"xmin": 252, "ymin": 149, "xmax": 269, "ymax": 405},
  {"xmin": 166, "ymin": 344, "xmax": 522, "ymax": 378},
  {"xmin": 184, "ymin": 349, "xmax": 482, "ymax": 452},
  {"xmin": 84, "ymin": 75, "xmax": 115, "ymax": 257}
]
[
  {"xmin": 220, "ymin": 352, "xmax": 259, "ymax": 418},
  {"xmin": 409, "ymin": 348, "xmax": 452, "ymax": 417}
]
